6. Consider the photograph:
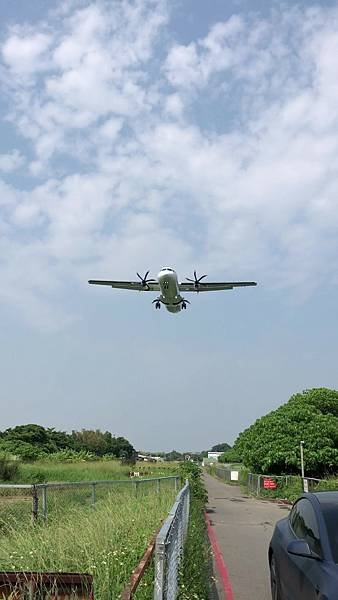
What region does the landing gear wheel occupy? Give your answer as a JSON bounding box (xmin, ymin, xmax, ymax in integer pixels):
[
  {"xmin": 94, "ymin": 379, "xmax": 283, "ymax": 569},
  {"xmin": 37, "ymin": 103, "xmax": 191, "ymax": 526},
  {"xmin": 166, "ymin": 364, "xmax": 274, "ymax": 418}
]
[
  {"xmin": 182, "ymin": 302, "xmax": 187, "ymax": 309},
  {"xmin": 270, "ymin": 555, "xmax": 282, "ymax": 600},
  {"xmin": 155, "ymin": 301, "xmax": 161, "ymax": 309}
]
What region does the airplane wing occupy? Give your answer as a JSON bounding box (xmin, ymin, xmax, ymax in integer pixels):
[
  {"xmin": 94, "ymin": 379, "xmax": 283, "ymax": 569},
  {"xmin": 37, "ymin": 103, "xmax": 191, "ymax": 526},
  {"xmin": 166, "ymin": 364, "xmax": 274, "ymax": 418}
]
[
  {"xmin": 178, "ymin": 281, "xmax": 257, "ymax": 292},
  {"xmin": 88, "ymin": 279, "xmax": 160, "ymax": 292}
]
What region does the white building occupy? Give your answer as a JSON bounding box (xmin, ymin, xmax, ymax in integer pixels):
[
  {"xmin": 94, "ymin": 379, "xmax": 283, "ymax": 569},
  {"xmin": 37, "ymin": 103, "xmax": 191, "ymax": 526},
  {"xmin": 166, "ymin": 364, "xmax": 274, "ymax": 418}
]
[{"xmin": 207, "ymin": 451, "xmax": 224, "ymax": 461}]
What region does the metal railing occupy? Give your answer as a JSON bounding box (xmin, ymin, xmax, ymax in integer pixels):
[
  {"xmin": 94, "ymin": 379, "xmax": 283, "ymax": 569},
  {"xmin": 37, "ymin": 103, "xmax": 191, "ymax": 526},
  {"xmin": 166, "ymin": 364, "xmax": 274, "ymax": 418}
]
[
  {"xmin": 154, "ymin": 480, "xmax": 190, "ymax": 600},
  {"xmin": 0, "ymin": 476, "xmax": 180, "ymax": 524}
]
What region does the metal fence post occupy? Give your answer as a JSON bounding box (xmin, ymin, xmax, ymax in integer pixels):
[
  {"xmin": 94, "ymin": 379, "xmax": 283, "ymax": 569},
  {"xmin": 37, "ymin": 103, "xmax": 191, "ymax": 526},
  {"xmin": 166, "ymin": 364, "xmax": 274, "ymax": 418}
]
[
  {"xmin": 153, "ymin": 538, "xmax": 165, "ymax": 600},
  {"xmin": 174, "ymin": 477, "xmax": 178, "ymax": 492},
  {"xmin": 41, "ymin": 485, "xmax": 48, "ymax": 520},
  {"xmin": 157, "ymin": 479, "xmax": 160, "ymax": 494},
  {"xmin": 32, "ymin": 485, "xmax": 38, "ymax": 523},
  {"xmin": 256, "ymin": 475, "xmax": 261, "ymax": 496},
  {"xmin": 92, "ymin": 483, "xmax": 96, "ymax": 505}
]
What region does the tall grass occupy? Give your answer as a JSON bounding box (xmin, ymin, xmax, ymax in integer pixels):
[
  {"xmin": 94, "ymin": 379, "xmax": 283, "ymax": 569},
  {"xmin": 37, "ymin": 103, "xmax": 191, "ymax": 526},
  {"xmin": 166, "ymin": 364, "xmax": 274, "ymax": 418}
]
[
  {"xmin": 12, "ymin": 460, "xmax": 177, "ymax": 484},
  {"xmin": 0, "ymin": 487, "xmax": 176, "ymax": 599}
]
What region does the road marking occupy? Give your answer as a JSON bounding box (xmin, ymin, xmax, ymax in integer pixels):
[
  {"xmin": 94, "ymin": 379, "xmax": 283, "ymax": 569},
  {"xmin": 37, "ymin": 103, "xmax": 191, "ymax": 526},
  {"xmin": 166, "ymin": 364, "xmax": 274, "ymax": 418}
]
[{"xmin": 205, "ymin": 512, "xmax": 235, "ymax": 600}]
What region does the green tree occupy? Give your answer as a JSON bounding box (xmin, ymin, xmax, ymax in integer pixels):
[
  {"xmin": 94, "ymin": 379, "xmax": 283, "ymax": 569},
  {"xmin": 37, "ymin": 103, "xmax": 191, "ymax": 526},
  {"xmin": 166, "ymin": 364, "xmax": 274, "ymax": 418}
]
[
  {"xmin": 1, "ymin": 425, "xmax": 56, "ymax": 454},
  {"xmin": 165, "ymin": 450, "xmax": 183, "ymax": 461},
  {"xmin": 0, "ymin": 424, "xmax": 135, "ymax": 461},
  {"xmin": 211, "ymin": 442, "xmax": 231, "ymax": 453},
  {"xmin": 71, "ymin": 429, "xmax": 135, "ymax": 458},
  {"xmin": 218, "ymin": 447, "xmax": 242, "ymax": 463},
  {"xmin": 233, "ymin": 388, "xmax": 338, "ymax": 477}
]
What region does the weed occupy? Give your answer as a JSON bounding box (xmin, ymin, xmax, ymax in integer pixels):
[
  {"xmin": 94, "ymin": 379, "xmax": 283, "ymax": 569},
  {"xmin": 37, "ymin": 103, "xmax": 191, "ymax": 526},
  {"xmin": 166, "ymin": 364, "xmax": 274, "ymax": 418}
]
[{"xmin": 178, "ymin": 463, "xmax": 210, "ymax": 600}]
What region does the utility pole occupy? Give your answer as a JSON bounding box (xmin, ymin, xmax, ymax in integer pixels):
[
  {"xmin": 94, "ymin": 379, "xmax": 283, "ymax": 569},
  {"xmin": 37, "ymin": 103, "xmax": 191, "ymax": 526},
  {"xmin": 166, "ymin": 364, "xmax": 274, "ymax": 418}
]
[{"xmin": 300, "ymin": 440, "xmax": 307, "ymax": 492}]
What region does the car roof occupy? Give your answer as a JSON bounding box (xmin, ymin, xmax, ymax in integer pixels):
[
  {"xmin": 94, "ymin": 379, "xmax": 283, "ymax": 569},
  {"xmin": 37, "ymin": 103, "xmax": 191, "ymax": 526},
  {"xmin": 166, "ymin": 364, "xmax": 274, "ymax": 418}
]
[{"xmin": 313, "ymin": 491, "xmax": 338, "ymax": 506}]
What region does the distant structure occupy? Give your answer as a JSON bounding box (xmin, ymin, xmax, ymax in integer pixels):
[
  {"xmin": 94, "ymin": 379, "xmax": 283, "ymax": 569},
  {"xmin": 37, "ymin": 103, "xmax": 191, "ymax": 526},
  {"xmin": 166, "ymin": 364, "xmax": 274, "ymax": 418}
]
[
  {"xmin": 207, "ymin": 451, "xmax": 223, "ymax": 461},
  {"xmin": 201, "ymin": 451, "xmax": 224, "ymax": 467},
  {"xmin": 138, "ymin": 453, "xmax": 164, "ymax": 462}
]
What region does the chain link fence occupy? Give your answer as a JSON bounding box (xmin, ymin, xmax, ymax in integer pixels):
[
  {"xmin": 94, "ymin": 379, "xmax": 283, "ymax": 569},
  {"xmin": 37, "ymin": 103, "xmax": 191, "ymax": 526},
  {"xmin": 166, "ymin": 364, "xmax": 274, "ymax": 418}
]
[
  {"xmin": 0, "ymin": 485, "xmax": 34, "ymax": 534},
  {"xmin": 0, "ymin": 476, "xmax": 180, "ymax": 526},
  {"xmin": 153, "ymin": 480, "xmax": 190, "ymax": 600},
  {"xmin": 210, "ymin": 466, "xmax": 323, "ymax": 498},
  {"xmin": 213, "ymin": 465, "xmax": 248, "ymax": 485}
]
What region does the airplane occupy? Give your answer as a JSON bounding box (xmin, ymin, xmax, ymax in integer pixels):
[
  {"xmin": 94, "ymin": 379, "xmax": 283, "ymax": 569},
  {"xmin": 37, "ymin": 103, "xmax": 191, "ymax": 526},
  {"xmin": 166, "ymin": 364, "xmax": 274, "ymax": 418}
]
[{"xmin": 88, "ymin": 268, "xmax": 257, "ymax": 313}]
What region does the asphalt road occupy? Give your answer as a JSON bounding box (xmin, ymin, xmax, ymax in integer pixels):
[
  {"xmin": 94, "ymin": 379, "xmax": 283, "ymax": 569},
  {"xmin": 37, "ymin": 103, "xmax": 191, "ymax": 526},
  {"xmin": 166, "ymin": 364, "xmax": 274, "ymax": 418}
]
[{"xmin": 204, "ymin": 472, "xmax": 290, "ymax": 600}]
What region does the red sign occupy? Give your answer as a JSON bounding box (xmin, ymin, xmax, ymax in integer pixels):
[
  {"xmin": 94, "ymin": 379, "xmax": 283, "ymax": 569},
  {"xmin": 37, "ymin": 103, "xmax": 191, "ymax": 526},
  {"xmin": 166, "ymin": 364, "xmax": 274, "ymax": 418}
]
[{"xmin": 263, "ymin": 478, "xmax": 277, "ymax": 490}]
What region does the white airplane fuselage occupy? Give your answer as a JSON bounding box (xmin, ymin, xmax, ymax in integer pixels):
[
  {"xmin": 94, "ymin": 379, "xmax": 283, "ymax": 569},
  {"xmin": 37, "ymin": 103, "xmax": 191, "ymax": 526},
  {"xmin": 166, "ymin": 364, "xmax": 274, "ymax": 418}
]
[{"xmin": 157, "ymin": 268, "xmax": 184, "ymax": 313}]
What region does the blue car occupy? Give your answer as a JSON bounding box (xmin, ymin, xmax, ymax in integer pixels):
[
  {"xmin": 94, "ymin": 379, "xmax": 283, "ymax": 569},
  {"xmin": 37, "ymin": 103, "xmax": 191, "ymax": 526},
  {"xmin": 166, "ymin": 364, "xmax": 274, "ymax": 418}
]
[{"xmin": 269, "ymin": 491, "xmax": 338, "ymax": 599}]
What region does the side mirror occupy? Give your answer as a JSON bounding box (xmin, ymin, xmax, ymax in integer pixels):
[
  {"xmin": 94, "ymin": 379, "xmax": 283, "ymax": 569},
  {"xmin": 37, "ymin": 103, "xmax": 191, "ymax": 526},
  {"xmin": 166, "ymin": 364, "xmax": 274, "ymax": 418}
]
[{"xmin": 287, "ymin": 540, "xmax": 321, "ymax": 560}]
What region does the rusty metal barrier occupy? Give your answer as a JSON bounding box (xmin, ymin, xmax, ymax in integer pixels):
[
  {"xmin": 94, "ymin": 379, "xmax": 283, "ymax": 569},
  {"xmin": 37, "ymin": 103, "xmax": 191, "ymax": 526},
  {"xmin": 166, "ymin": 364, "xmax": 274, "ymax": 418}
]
[{"xmin": 0, "ymin": 571, "xmax": 93, "ymax": 599}]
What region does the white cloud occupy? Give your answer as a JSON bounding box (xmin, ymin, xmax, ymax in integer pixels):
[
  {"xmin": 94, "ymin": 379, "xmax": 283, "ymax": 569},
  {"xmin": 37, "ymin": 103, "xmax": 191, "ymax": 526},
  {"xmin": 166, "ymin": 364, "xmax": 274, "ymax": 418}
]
[
  {"xmin": 1, "ymin": 2, "xmax": 338, "ymax": 328},
  {"xmin": 0, "ymin": 150, "xmax": 24, "ymax": 172},
  {"xmin": 2, "ymin": 32, "xmax": 52, "ymax": 75},
  {"xmin": 2, "ymin": 0, "xmax": 168, "ymax": 167}
]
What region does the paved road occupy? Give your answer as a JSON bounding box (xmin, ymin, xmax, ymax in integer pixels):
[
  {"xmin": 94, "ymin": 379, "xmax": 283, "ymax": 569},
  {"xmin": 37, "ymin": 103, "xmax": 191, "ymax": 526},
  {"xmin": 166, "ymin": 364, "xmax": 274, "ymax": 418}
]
[{"xmin": 204, "ymin": 472, "xmax": 290, "ymax": 600}]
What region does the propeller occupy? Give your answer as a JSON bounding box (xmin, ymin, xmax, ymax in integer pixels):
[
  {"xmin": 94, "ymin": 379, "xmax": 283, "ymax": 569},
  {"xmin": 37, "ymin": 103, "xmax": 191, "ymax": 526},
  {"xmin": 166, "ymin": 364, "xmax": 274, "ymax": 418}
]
[
  {"xmin": 137, "ymin": 270, "xmax": 156, "ymax": 290},
  {"xmin": 186, "ymin": 270, "xmax": 207, "ymax": 289}
]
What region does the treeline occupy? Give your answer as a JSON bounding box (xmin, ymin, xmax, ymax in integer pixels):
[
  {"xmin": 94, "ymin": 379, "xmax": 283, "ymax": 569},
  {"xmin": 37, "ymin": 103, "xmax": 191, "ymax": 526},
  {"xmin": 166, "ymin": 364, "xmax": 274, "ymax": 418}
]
[
  {"xmin": 223, "ymin": 388, "xmax": 338, "ymax": 477},
  {"xmin": 0, "ymin": 424, "xmax": 135, "ymax": 461},
  {"xmin": 149, "ymin": 443, "xmax": 231, "ymax": 463}
]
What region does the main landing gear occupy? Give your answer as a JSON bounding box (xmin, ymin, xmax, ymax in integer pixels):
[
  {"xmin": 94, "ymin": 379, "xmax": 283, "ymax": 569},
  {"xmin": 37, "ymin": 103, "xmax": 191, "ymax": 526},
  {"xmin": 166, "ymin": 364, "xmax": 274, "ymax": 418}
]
[
  {"xmin": 181, "ymin": 298, "xmax": 190, "ymax": 310},
  {"xmin": 152, "ymin": 299, "xmax": 161, "ymax": 309}
]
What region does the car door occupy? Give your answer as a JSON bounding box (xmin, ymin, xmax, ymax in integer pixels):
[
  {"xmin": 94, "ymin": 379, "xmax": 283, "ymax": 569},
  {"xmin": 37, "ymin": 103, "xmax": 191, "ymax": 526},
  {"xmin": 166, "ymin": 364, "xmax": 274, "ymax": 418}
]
[{"xmin": 283, "ymin": 498, "xmax": 323, "ymax": 599}]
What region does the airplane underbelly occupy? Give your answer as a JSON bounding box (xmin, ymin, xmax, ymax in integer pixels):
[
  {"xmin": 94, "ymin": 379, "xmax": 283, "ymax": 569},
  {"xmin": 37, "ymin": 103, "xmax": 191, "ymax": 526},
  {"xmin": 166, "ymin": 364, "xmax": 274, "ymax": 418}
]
[
  {"xmin": 166, "ymin": 305, "xmax": 181, "ymax": 313},
  {"xmin": 158, "ymin": 274, "xmax": 179, "ymax": 301},
  {"xmin": 157, "ymin": 270, "xmax": 181, "ymax": 312}
]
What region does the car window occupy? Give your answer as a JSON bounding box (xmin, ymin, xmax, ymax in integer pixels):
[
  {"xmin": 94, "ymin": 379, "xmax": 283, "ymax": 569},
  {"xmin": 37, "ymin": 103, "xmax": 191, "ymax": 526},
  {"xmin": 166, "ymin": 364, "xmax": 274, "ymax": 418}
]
[
  {"xmin": 320, "ymin": 503, "xmax": 338, "ymax": 563},
  {"xmin": 290, "ymin": 498, "xmax": 322, "ymax": 556}
]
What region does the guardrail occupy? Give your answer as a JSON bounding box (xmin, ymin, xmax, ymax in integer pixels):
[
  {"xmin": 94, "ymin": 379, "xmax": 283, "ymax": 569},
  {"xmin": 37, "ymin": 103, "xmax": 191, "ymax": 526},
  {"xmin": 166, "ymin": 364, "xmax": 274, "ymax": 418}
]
[
  {"xmin": 0, "ymin": 476, "xmax": 181, "ymax": 523},
  {"xmin": 154, "ymin": 479, "xmax": 190, "ymax": 600}
]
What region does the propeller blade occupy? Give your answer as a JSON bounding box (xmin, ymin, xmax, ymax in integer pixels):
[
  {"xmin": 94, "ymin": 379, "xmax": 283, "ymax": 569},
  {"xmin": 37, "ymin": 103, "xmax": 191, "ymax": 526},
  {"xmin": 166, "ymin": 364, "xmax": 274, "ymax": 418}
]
[
  {"xmin": 186, "ymin": 271, "xmax": 208, "ymax": 285},
  {"xmin": 136, "ymin": 270, "xmax": 155, "ymax": 285}
]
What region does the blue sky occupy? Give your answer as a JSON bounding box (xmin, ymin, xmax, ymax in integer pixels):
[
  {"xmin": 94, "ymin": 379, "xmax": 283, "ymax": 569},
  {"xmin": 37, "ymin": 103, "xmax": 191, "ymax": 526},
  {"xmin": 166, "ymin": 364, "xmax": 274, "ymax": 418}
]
[{"xmin": 0, "ymin": 0, "xmax": 337, "ymax": 451}]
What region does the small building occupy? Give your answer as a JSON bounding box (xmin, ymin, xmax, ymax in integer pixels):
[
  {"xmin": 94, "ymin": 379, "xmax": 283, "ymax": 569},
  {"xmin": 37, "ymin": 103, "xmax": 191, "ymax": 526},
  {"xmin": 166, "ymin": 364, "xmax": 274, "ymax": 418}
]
[{"xmin": 207, "ymin": 452, "xmax": 224, "ymax": 461}]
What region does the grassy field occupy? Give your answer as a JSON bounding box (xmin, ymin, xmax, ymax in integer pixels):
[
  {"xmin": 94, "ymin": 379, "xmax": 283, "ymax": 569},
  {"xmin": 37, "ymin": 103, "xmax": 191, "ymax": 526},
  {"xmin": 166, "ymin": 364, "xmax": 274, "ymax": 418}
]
[
  {"xmin": 14, "ymin": 459, "xmax": 176, "ymax": 484},
  {"xmin": 0, "ymin": 460, "xmax": 179, "ymax": 599}
]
